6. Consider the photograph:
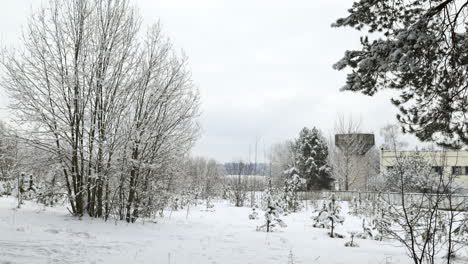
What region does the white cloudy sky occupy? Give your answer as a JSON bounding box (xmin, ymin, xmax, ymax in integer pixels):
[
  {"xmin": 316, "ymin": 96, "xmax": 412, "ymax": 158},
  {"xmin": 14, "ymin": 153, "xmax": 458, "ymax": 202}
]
[{"xmin": 0, "ymin": 0, "xmax": 420, "ymax": 162}]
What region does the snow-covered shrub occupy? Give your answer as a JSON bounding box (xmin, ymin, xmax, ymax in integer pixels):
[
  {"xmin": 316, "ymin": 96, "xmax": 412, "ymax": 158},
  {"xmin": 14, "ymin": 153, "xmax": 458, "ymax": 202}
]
[
  {"xmin": 349, "ymin": 195, "xmax": 367, "ymax": 217},
  {"xmin": 349, "ymin": 196, "xmax": 359, "ymax": 215},
  {"xmin": 19, "ymin": 174, "xmax": 38, "ymax": 202},
  {"xmin": 344, "ymin": 231, "xmax": 359, "ymax": 247},
  {"xmin": 287, "ymin": 250, "xmax": 295, "ymax": 264},
  {"xmin": 375, "ymin": 193, "xmax": 468, "ymax": 262},
  {"xmin": 312, "ymin": 203, "xmax": 331, "ymax": 229},
  {"xmin": 312, "ymin": 194, "xmax": 345, "ymax": 238},
  {"xmin": 351, "ymin": 197, "xmax": 390, "ymax": 241},
  {"xmin": 168, "ymin": 188, "xmax": 200, "ymax": 214},
  {"xmin": 0, "ymin": 180, "xmax": 13, "ymax": 196},
  {"xmin": 349, "ymin": 195, "xmax": 375, "ymax": 220},
  {"xmin": 227, "ymin": 177, "xmax": 248, "ymax": 207},
  {"xmin": 283, "ymin": 167, "xmax": 306, "ymax": 213},
  {"xmin": 354, "ymin": 219, "xmax": 377, "ymax": 240},
  {"xmin": 383, "ymin": 152, "xmax": 439, "ymax": 193},
  {"xmin": 256, "ymin": 205, "xmax": 287, "ymax": 232},
  {"xmin": 257, "ymin": 183, "xmax": 287, "ymax": 232},
  {"xmin": 260, "ymin": 187, "xmax": 287, "ymax": 213},
  {"xmin": 306, "ymin": 199, "xmax": 319, "ymax": 213},
  {"xmin": 248, "ymin": 207, "xmax": 259, "ymax": 220},
  {"xmin": 453, "ymin": 214, "xmax": 468, "ymax": 245},
  {"xmin": 369, "ymin": 197, "xmax": 393, "ymax": 241},
  {"xmin": 204, "ymin": 200, "xmax": 215, "ymax": 210}
]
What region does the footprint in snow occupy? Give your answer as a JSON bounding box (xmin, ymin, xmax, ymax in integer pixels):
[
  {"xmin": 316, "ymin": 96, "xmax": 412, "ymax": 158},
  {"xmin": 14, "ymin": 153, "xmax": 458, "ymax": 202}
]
[
  {"xmin": 44, "ymin": 229, "xmax": 60, "ymax": 234},
  {"xmin": 72, "ymin": 232, "xmax": 93, "ymax": 239}
]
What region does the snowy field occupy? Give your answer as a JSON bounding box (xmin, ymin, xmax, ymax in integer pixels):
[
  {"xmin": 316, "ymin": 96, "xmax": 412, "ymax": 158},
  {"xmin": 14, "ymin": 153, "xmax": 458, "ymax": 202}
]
[{"xmin": 0, "ymin": 197, "xmax": 419, "ymax": 264}]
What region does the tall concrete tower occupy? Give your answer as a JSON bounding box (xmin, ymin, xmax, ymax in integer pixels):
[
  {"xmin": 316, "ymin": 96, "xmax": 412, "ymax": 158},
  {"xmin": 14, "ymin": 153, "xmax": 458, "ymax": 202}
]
[{"xmin": 335, "ymin": 133, "xmax": 375, "ymax": 191}]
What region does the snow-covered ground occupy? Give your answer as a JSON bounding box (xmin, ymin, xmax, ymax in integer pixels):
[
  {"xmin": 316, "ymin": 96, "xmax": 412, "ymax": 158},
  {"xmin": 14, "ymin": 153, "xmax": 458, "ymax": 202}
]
[{"xmin": 0, "ymin": 197, "xmax": 414, "ymax": 264}]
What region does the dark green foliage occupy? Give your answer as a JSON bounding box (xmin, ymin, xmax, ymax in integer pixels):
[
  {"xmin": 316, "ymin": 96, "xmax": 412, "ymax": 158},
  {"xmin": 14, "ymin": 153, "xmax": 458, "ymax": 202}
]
[
  {"xmin": 333, "ymin": 0, "xmax": 468, "ymax": 148},
  {"xmin": 294, "ymin": 127, "xmax": 333, "ymax": 190}
]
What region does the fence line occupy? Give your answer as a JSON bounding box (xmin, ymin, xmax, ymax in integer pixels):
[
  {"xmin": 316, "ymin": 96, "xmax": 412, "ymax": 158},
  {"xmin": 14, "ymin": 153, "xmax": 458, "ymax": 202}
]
[
  {"xmin": 297, "ymin": 190, "xmax": 468, "ymax": 211},
  {"xmin": 235, "ymin": 190, "xmax": 467, "ymax": 210}
]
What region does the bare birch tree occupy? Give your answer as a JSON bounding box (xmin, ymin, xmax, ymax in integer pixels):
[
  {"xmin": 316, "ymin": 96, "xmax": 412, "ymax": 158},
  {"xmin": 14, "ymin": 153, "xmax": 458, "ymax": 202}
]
[
  {"xmin": 1, "ymin": 0, "xmax": 200, "ymax": 222},
  {"xmin": 380, "ymin": 124, "xmax": 408, "ymax": 151},
  {"xmin": 270, "ymin": 140, "xmax": 296, "ymax": 188},
  {"xmin": 329, "ymin": 115, "xmax": 377, "ymax": 191}
]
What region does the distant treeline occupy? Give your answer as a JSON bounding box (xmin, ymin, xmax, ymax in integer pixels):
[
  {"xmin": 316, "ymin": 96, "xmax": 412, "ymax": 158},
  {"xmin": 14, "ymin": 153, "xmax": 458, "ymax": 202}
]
[{"xmin": 224, "ymin": 162, "xmax": 269, "ymax": 176}]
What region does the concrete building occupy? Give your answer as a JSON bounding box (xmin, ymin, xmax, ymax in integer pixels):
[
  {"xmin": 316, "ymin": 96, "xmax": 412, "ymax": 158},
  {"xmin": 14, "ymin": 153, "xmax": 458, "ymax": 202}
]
[{"xmin": 380, "ymin": 150, "xmax": 468, "ymax": 192}]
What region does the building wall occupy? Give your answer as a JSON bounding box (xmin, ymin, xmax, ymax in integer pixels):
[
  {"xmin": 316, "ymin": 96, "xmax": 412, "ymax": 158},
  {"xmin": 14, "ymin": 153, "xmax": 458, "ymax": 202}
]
[
  {"xmin": 333, "ymin": 153, "xmax": 377, "ymax": 192},
  {"xmin": 380, "ymin": 150, "xmax": 468, "ymax": 191},
  {"xmin": 348, "ymin": 155, "xmax": 369, "ymax": 191}
]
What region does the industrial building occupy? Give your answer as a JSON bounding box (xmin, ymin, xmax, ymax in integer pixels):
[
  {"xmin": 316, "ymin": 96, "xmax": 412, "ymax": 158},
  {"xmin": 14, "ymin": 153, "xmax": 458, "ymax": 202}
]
[{"xmin": 380, "ymin": 150, "xmax": 468, "ymax": 192}]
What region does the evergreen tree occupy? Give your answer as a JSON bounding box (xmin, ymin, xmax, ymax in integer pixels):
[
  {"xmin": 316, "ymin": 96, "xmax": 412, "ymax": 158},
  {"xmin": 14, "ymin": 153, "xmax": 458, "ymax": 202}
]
[
  {"xmin": 257, "ymin": 176, "xmax": 287, "ymax": 232},
  {"xmin": 283, "ymin": 167, "xmax": 305, "ymax": 212},
  {"xmin": 333, "ymin": 0, "xmax": 468, "ymax": 148},
  {"xmin": 294, "ymin": 127, "xmax": 333, "ymax": 190},
  {"xmin": 312, "ymin": 194, "xmax": 345, "ymax": 238}
]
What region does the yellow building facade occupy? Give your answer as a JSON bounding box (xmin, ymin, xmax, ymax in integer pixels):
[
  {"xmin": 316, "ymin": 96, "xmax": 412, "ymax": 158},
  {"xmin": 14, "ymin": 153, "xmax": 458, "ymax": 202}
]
[{"xmin": 380, "ymin": 150, "xmax": 468, "ymax": 192}]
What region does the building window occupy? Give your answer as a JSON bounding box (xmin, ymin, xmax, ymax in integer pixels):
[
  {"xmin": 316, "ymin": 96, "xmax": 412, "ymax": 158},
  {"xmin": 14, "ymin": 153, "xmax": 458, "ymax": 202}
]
[
  {"xmin": 386, "ymin": 166, "xmax": 394, "ymax": 171},
  {"xmin": 452, "ymin": 166, "xmax": 463, "ymax": 175},
  {"xmin": 432, "ymin": 166, "xmax": 443, "ymax": 175},
  {"xmin": 465, "ymin": 166, "xmax": 468, "ymax": 175}
]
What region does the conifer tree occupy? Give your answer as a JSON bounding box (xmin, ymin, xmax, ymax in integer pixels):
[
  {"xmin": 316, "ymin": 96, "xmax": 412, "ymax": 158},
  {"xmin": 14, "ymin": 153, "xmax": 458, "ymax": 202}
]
[
  {"xmin": 257, "ymin": 176, "xmax": 287, "ymax": 232},
  {"xmin": 283, "ymin": 167, "xmax": 305, "ymax": 212},
  {"xmin": 333, "ymin": 0, "xmax": 468, "ymax": 148},
  {"xmin": 294, "ymin": 127, "xmax": 333, "ymax": 190}
]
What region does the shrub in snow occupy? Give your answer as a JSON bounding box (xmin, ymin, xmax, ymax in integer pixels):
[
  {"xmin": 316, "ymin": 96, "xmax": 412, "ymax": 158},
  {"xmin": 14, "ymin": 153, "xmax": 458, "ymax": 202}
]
[
  {"xmin": 260, "ymin": 188, "xmax": 287, "ymax": 214},
  {"xmin": 183, "ymin": 189, "xmax": 201, "ymax": 207},
  {"xmin": 20, "ymin": 174, "xmax": 38, "ymax": 201},
  {"xmin": 349, "ymin": 196, "xmax": 360, "ymax": 216},
  {"xmin": 312, "ymin": 194, "xmax": 345, "ymax": 238},
  {"xmin": 170, "ymin": 197, "xmax": 181, "ymax": 211},
  {"xmin": 308, "ymin": 199, "xmax": 319, "ymax": 211},
  {"xmin": 446, "ymin": 213, "xmax": 468, "ymax": 258},
  {"xmin": 355, "ymin": 219, "xmax": 378, "ymax": 240},
  {"xmin": 248, "ymin": 207, "xmax": 259, "ymax": 220},
  {"xmin": 349, "ymin": 195, "xmax": 368, "ymax": 217},
  {"xmin": 225, "ymin": 162, "xmax": 250, "ymax": 207},
  {"xmin": 369, "ymin": 198, "xmax": 393, "ymax": 241},
  {"xmin": 205, "ymin": 200, "xmax": 215, "ymax": 210},
  {"xmin": 283, "ymin": 167, "xmax": 306, "ymax": 213},
  {"xmin": 352, "ymin": 196, "xmax": 390, "ymax": 241},
  {"xmin": 0, "ymin": 180, "xmax": 13, "ymax": 196},
  {"xmin": 227, "ymin": 180, "xmax": 248, "ymax": 207},
  {"xmin": 36, "ymin": 172, "xmax": 63, "ymax": 206},
  {"xmin": 344, "ymin": 231, "xmax": 359, "ymax": 247},
  {"xmin": 287, "ymin": 250, "xmax": 295, "ymax": 264},
  {"xmin": 257, "ymin": 180, "xmax": 287, "ymax": 232},
  {"xmin": 199, "ymin": 201, "xmax": 215, "ymax": 213},
  {"xmin": 256, "ymin": 205, "xmax": 287, "ymax": 232},
  {"xmin": 312, "ymin": 203, "xmax": 331, "ymax": 228},
  {"xmin": 383, "ymin": 153, "xmax": 439, "ymax": 193},
  {"xmin": 168, "ymin": 189, "xmax": 200, "ymax": 215},
  {"xmin": 373, "ymin": 193, "xmax": 468, "ymax": 262},
  {"xmin": 349, "ymin": 195, "xmax": 376, "ymax": 220},
  {"xmin": 453, "ymin": 214, "xmax": 468, "ymax": 245}
]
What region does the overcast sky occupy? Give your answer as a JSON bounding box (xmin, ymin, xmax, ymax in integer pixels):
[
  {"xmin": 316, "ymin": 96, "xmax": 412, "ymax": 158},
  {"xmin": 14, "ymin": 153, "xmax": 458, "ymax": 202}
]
[{"xmin": 0, "ymin": 0, "xmax": 420, "ymax": 162}]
